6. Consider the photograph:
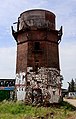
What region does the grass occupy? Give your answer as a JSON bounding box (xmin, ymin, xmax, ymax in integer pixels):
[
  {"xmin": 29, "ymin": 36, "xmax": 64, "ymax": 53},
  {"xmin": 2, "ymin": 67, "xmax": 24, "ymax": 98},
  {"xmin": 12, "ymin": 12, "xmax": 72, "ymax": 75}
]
[{"xmin": 0, "ymin": 100, "xmax": 76, "ymax": 119}]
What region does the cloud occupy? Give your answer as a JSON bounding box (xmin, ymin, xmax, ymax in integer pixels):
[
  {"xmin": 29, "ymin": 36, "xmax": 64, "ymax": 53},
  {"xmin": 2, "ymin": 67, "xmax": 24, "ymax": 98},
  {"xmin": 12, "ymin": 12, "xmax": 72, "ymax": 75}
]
[
  {"xmin": 0, "ymin": 0, "xmax": 48, "ymax": 25},
  {"xmin": 60, "ymin": 41, "xmax": 76, "ymax": 88},
  {"xmin": 0, "ymin": 47, "xmax": 16, "ymax": 78},
  {"xmin": 0, "ymin": 0, "xmax": 76, "ymax": 88},
  {"xmin": 0, "ymin": 0, "xmax": 49, "ymax": 47}
]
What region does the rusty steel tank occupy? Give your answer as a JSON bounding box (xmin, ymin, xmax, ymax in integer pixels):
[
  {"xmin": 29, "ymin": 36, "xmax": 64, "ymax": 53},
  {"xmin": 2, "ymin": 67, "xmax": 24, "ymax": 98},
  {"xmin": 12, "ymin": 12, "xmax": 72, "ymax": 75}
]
[{"xmin": 12, "ymin": 9, "xmax": 63, "ymax": 103}]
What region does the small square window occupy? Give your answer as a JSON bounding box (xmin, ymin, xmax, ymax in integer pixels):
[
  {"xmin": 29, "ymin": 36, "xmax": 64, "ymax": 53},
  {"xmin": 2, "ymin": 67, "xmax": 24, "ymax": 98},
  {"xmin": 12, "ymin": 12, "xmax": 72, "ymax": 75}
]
[{"xmin": 34, "ymin": 42, "xmax": 40, "ymax": 51}]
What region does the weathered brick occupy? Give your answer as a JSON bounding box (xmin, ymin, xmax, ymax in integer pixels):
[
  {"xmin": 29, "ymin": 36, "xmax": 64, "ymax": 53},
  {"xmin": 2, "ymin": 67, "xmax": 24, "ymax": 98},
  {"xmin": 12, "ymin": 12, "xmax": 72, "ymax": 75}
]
[{"xmin": 12, "ymin": 9, "xmax": 62, "ymax": 104}]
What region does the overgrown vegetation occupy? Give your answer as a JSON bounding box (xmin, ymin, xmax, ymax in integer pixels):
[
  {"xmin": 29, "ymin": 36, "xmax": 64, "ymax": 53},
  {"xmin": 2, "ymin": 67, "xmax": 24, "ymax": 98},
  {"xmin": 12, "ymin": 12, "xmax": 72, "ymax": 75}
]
[
  {"xmin": 0, "ymin": 100, "xmax": 76, "ymax": 119},
  {"xmin": 68, "ymin": 78, "xmax": 75, "ymax": 92},
  {"xmin": 0, "ymin": 90, "xmax": 10, "ymax": 101}
]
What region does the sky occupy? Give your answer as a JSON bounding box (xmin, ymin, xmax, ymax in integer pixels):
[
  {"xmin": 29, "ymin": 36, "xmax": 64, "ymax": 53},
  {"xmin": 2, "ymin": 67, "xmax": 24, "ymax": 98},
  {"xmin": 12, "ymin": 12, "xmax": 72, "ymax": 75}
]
[{"xmin": 0, "ymin": 0, "xmax": 76, "ymax": 89}]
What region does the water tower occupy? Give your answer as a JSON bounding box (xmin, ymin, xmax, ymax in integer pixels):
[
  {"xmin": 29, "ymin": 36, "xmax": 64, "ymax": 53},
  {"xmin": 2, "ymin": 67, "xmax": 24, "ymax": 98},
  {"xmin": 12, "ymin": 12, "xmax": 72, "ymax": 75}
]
[{"xmin": 12, "ymin": 9, "xmax": 63, "ymax": 104}]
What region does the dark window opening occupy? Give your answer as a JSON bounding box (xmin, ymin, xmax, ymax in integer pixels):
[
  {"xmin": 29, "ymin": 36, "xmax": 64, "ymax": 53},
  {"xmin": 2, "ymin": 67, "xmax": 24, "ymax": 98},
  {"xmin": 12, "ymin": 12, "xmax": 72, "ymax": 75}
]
[
  {"xmin": 34, "ymin": 42, "xmax": 40, "ymax": 51},
  {"xmin": 27, "ymin": 82, "xmax": 30, "ymax": 86},
  {"xmin": 34, "ymin": 62, "xmax": 39, "ymax": 73},
  {"xmin": 32, "ymin": 88, "xmax": 42, "ymax": 104},
  {"xmin": 0, "ymin": 80, "xmax": 15, "ymax": 87},
  {"xmin": 0, "ymin": 81, "xmax": 4, "ymax": 86},
  {"xmin": 35, "ymin": 64, "xmax": 38, "ymax": 72},
  {"xmin": 53, "ymin": 91, "xmax": 55, "ymax": 95}
]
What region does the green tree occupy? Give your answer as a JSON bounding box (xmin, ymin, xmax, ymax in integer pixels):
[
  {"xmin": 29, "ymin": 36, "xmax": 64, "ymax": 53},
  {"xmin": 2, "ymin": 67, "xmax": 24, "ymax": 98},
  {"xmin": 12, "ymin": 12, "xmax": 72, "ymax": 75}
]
[
  {"xmin": 68, "ymin": 79, "xmax": 75, "ymax": 92},
  {"xmin": 0, "ymin": 90, "xmax": 10, "ymax": 101},
  {"xmin": 68, "ymin": 82, "xmax": 71, "ymax": 92},
  {"xmin": 70, "ymin": 79, "xmax": 75, "ymax": 92}
]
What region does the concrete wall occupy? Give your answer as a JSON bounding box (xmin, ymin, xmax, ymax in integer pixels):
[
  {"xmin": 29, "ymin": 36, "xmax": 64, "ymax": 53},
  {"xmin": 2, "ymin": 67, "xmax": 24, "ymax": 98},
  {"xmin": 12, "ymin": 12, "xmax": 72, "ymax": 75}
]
[
  {"xmin": 15, "ymin": 68, "xmax": 62, "ymax": 103},
  {"xmin": 15, "ymin": 72, "xmax": 26, "ymax": 101}
]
